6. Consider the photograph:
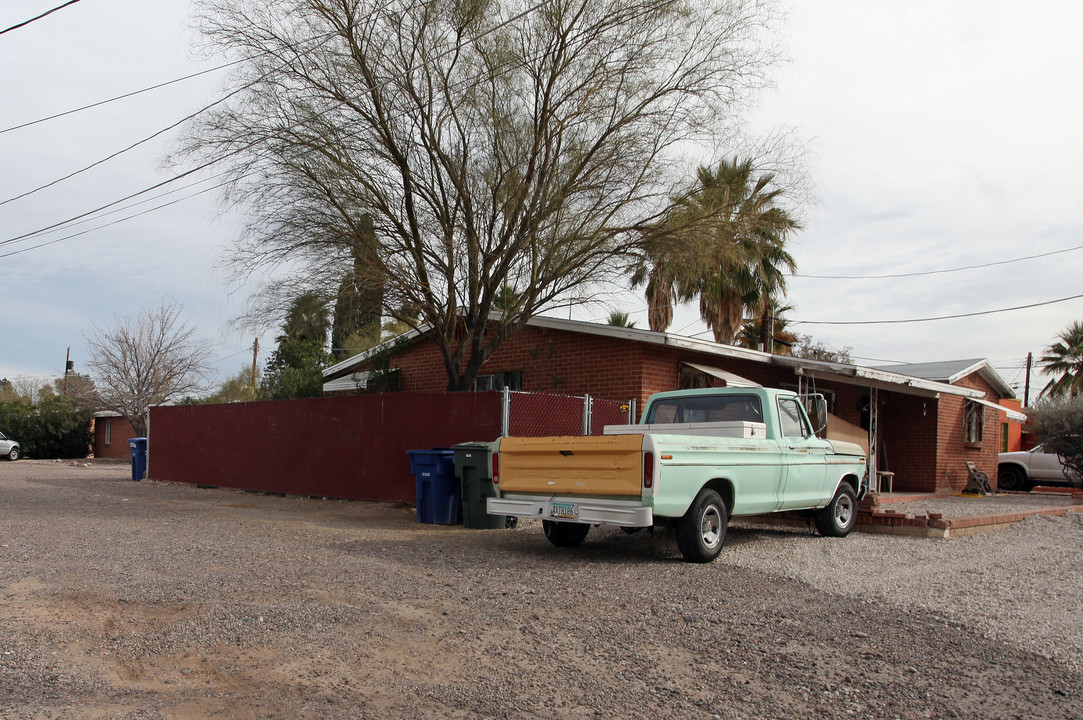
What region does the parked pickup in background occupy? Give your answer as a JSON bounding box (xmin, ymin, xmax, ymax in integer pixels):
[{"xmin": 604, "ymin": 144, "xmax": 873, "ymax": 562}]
[
  {"xmin": 997, "ymin": 444, "xmax": 1073, "ymax": 491},
  {"xmin": 487, "ymin": 387, "xmax": 868, "ymax": 562}
]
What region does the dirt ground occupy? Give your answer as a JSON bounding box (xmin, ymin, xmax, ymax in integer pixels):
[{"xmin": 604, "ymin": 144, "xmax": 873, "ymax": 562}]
[{"xmin": 2, "ymin": 459, "xmax": 1081, "ymax": 719}]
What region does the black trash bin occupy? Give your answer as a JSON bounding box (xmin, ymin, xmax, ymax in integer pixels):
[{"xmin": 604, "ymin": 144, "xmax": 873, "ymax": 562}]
[
  {"xmin": 407, "ymin": 448, "xmax": 462, "ymax": 525},
  {"xmin": 127, "ymin": 438, "xmax": 147, "ymax": 482},
  {"xmin": 453, "ymin": 441, "xmax": 511, "ymax": 529}
]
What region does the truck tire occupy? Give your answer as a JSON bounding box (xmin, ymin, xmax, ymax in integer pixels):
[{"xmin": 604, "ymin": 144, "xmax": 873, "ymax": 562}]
[
  {"xmin": 997, "ymin": 465, "xmax": 1028, "ymax": 492},
  {"xmin": 814, "ymin": 483, "xmax": 857, "ymax": 537},
  {"xmin": 676, "ymin": 489, "xmax": 727, "ymax": 563},
  {"xmin": 542, "ymin": 520, "xmax": 590, "ymax": 548}
]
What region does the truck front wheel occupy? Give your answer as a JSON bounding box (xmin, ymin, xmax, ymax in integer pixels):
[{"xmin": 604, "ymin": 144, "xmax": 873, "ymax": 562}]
[
  {"xmin": 542, "ymin": 520, "xmax": 590, "ymax": 548},
  {"xmin": 676, "ymin": 489, "xmax": 728, "ymax": 563},
  {"xmin": 814, "ymin": 483, "xmax": 858, "ymax": 537}
]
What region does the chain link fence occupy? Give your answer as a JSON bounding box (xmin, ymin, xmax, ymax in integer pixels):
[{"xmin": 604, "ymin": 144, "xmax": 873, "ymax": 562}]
[{"xmin": 503, "ymin": 390, "xmax": 637, "ymax": 437}]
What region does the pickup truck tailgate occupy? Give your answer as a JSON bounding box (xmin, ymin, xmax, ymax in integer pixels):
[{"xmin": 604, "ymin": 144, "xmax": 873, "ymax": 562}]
[{"xmin": 498, "ymin": 434, "xmax": 644, "ymax": 496}]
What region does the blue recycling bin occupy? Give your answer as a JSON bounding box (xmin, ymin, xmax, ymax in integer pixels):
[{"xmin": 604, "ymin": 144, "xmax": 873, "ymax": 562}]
[
  {"xmin": 127, "ymin": 437, "xmax": 147, "ymax": 482},
  {"xmin": 407, "ymin": 448, "xmax": 461, "ymax": 525}
]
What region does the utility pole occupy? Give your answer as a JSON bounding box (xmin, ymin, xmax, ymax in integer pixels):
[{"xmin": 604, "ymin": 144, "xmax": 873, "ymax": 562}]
[
  {"xmin": 251, "ymin": 338, "xmax": 259, "ymax": 392},
  {"xmin": 62, "ymin": 346, "xmax": 71, "ymax": 394},
  {"xmin": 1024, "ymin": 352, "xmax": 1033, "ymax": 407}
]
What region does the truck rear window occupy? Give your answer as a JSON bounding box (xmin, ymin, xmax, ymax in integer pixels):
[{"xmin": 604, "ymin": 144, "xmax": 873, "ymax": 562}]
[{"xmin": 645, "ymin": 395, "xmax": 763, "ymax": 424}]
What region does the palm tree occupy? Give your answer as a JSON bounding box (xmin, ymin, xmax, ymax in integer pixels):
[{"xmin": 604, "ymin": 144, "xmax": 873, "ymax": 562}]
[
  {"xmin": 635, "ymin": 158, "xmax": 798, "ymax": 343},
  {"xmin": 736, "ymin": 299, "xmax": 797, "ymax": 354},
  {"xmin": 1040, "ymin": 321, "xmax": 1083, "ymax": 398},
  {"xmin": 680, "ymin": 158, "xmax": 798, "ymax": 344},
  {"xmin": 607, "ymin": 311, "xmax": 637, "ymax": 328},
  {"xmin": 629, "ymin": 238, "xmax": 677, "ymax": 332}
]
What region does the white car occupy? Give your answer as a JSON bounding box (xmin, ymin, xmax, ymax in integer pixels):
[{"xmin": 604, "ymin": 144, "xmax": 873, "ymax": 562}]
[
  {"xmin": 0, "ymin": 430, "xmax": 20, "ymax": 461},
  {"xmin": 997, "ymin": 444, "xmax": 1070, "ymax": 491}
]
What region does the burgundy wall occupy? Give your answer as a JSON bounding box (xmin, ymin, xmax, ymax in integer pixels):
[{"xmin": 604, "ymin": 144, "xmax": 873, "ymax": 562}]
[
  {"xmin": 149, "ymin": 393, "xmax": 502, "ymax": 503},
  {"xmin": 148, "ymin": 391, "xmax": 627, "ymax": 503}
]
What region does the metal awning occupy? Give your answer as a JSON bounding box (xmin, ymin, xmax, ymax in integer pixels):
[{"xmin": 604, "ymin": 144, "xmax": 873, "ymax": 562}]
[
  {"xmin": 971, "ymin": 397, "xmax": 1026, "ymax": 423},
  {"xmin": 682, "ymin": 362, "xmax": 761, "ymax": 388},
  {"xmin": 323, "ymin": 372, "xmax": 369, "ymax": 393}
]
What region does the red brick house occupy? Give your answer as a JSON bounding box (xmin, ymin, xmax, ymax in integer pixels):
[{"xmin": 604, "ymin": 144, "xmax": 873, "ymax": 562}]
[
  {"xmin": 92, "ymin": 411, "xmax": 137, "ymax": 459},
  {"xmin": 322, "ymin": 316, "xmax": 1022, "ymax": 493}
]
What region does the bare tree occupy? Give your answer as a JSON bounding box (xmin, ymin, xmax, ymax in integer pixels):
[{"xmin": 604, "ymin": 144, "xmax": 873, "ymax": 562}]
[
  {"xmin": 180, "ymin": 0, "xmax": 783, "ymax": 390},
  {"xmin": 85, "ymin": 300, "xmax": 214, "ymax": 436}
]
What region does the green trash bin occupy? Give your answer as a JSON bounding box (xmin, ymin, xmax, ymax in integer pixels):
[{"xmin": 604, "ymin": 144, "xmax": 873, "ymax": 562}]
[{"xmin": 453, "ymin": 441, "xmax": 510, "ymax": 529}]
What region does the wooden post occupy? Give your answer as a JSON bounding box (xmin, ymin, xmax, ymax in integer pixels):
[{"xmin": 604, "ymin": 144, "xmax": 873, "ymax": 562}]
[{"xmin": 251, "ymin": 338, "xmax": 259, "ymax": 392}]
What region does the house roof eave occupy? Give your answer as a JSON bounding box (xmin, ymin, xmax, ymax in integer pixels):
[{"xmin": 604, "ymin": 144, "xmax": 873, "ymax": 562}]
[{"xmin": 319, "ymin": 313, "xmax": 1002, "ymax": 401}]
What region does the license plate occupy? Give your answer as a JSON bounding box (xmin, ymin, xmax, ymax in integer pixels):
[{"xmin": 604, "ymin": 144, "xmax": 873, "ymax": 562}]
[{"xmin": 549, "ymin": 502, "xmax": 577, "ymax": 520}]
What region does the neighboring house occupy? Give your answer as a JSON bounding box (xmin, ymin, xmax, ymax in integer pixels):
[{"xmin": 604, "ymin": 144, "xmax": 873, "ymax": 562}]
[
  {"xmin": 92, "ymin": 411, "xmax": 137, "ymax": 459},
  {"xmin": 877, "ymin": 360, "xmax": 1028, "ymax": 456},
  {"xmin": 323, "ymin": 316, "xmax": 1023, "ymax": 493}
]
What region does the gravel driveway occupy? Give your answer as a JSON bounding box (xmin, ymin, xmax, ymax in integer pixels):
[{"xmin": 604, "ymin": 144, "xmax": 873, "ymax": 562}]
[{"xmin": 2, "ymin": 460, "xmax": 1081, "ymax": 719}]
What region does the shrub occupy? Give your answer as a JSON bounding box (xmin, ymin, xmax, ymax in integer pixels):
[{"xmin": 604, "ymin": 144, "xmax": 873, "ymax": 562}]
[{"xmin": 0, "ymin": 395, "xmax": 93, "ymax": 459}]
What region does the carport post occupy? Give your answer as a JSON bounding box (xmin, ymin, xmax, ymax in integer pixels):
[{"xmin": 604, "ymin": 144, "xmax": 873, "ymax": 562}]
[{"xmin": 868, "ymin": 388, "xmax": 879, "ymax": 491}]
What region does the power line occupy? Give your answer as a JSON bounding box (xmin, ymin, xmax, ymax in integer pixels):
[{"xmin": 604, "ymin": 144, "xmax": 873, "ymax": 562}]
[
  {"xmin": 1, "ymin": 170, "xmax": 230, "ymax": 248},
  {"xmin": 0, "ymin": 0, "xmax": 81, "ymax": 36},
  {"xmin": 0, "ymin": 97, "xmax": 230, "ymax": 208},
  {"xmin": 796, "ymin": 243, "xmax": 1083, "ymax": 280},
  {"xmin": 850, "ymin": 354, "xmax": 908, "ymax": 365},
  {"xmin": 0, "ymin": 149, "xmax": 240, "ymax": 249},
  {"xmin": 0, "ymin": 178, "xmax": 231, "ymax": 259},
  {"xmin": 793, "ymin": 293, "xmax": 1083, "ymax": 326},
  {"xmin": 0, "ymin": 0, "xmax": 565, "ymax": 256},
  {"xmin": 0, "ymin": 64, "xmax": 236, "ymax": 136},
  {"xmin": 0, "ymin": 29, "xmax": 341, "ymax": 208}
]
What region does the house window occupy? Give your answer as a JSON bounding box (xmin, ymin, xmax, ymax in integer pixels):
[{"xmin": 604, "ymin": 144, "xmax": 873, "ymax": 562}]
[
  {"xmin": 679, "ymin": 366, "xmax": 714, "ymax": 389},
  {"xmin": 105, "ymin": 419, "xmax": 112, "ymax": 446},
  {"xmin": 475, "ymin": 371, "xmax": 522, "ymax": 392},
  {"xmin": 964, "ymin": 400, "xmax": 984, "ymax": 444},
  {"xmin": 1001, "ymin": 423, "xmax": 1009, "ymax": 453}
]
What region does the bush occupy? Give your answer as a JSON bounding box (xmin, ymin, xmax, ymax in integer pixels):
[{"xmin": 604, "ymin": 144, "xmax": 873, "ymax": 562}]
[
  {"xmin": 1027, "ymin": 396, "xmax": 1083, "ymax": 487},
  {"xmin": 0, "ymin": 395, "xmax": 93, "ymax": 459}
]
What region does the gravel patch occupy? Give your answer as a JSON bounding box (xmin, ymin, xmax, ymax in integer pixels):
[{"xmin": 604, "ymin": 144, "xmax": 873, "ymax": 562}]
[
  {"xmin": 885, "ymin": 491, "xmax": 1082, "ymax": 518},
  {"xmin": 2, "ymin": 459, "xmax": 1081, "ymax": 719},
  {"xmin": 723, "ymin": 512, "xmax": 1083, "ymax": 674}
]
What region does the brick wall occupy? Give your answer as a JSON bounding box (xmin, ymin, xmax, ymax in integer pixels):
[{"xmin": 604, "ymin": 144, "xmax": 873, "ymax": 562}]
[
  {"xmin": 92, "ymin": 415, "xmax": 136, "ymax": 459},
  {"xmin": 391, "ymin": 326, "xmax": 651, "ymax": 402},
  {"xmin": 880, "ymin": 393, "xmax": 938, "ymax": 493},
  {"xmin": 935, "ymin": 374, "xmax": 1002, "ymax": 493}
]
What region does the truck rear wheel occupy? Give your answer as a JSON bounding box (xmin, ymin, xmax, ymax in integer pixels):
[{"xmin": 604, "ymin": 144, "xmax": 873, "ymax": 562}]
[
  {"xmin": 814, "ymin": 483, "xmax": 857, "ymax": 537},
  {"xmin": 676, "ymin": 489, "xmax": 727, "ymax": 563},
  {"xmin": 542, "ymin": 520, "xmax": 590, "ymax": 547}
]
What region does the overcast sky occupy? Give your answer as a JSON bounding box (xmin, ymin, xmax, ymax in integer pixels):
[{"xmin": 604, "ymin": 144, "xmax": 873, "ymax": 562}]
[{"xmin": 1, "ymin": 0, "xmax": 1080, "ymax": 402}]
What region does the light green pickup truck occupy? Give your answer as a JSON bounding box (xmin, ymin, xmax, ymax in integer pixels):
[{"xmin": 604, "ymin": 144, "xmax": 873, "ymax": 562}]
[{"xmin": 487, "ymin": 387, "xmax": 868, "ymax": 562}]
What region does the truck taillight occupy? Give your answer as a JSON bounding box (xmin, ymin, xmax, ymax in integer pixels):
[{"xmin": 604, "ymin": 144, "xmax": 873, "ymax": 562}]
[
  {"xmin": 643, "ymin": 451, "xmax": 654, "ymax": 489},
  {"xmin": 492, "ymin": 453, "xmax": 500, "ymax": 485}
]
